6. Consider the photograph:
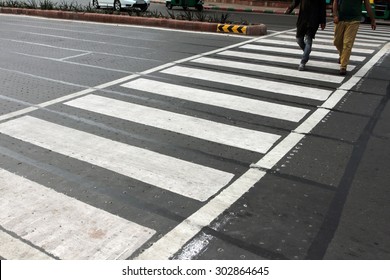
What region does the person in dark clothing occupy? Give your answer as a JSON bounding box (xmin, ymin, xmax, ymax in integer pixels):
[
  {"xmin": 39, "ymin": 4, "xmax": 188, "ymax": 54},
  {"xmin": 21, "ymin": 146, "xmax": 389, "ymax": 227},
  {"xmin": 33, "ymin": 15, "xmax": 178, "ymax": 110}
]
[{"xmin": 285, "ymin": 0, "xmax": 327, "ymax": 71}]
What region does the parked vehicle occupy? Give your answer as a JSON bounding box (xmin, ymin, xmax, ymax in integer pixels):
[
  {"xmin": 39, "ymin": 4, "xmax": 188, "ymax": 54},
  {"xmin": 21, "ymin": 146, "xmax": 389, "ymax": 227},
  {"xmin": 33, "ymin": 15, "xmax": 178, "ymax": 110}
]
[
  {"xmin": 91, "ymin": 0, "xmax": 150, "ymax": 12},
  {"xmin": 362, "ymin": 0, "xmax": 390, "ymax": 22},
  {"xmin": 165, "ymin": 0, "xmax": 204, "ymax": 11}
]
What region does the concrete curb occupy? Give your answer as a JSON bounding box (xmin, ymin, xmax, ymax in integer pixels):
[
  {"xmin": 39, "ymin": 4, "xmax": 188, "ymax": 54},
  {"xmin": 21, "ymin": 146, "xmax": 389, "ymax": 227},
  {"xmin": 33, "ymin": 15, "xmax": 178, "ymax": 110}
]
[{"xmin": 0, "ymin": 7, "xmax": 267, "ymax": 35}]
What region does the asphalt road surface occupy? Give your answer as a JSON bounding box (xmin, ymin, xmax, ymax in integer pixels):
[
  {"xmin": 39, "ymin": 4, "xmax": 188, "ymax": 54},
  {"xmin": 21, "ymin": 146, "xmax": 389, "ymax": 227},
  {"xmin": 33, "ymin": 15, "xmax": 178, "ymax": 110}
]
[{"xmin": 0, "ymin": 11, "xmax": 389, "ymax": 262}]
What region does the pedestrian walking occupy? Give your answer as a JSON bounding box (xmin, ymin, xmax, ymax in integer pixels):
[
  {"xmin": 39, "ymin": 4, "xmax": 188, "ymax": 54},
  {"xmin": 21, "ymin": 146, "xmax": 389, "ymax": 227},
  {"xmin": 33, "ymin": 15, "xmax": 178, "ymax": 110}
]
[
  {"xmin": 333, "ymin": 0, "xmax": 377, "ymax": 75},
  {"xmin": 285, "ymin": 0, "xmax": 326, "ymax": 71}
]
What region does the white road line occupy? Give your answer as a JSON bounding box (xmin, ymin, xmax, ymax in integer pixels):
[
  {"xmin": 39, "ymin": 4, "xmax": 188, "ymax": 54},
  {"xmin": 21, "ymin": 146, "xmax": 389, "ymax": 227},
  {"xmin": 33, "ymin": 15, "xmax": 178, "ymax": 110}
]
[
  {"xmin": 0, "ymin": 31, "xmax": 266, "ymax": 124},
  {"xmin": 217, "ymin": 50, "xmax": 356, "ymax": 71},
  {"xmin": 65, "ymin": 94, "xmax": 281, "ymax": 153},
  {"xmin": 136, "ymin": 168, "xmax": 266, "ymax": 260},
  {"xmin": 121, "ymin": 78, "xmax": 310, "ymax": 122},
  {"xmin": 0, "ymin": 116, "xmax": 234, "ymax": 202},
  {"xmin": 286, "ymin": 31, "xmax": 387, "ymax": 44},
  {"xmin": 275, "ymin": 34, "xmax": 382, "ymax": 48},
  {"xmin": 0, "ymin": 168, "xmax": 155, "ymax": 260},
  {"xmin": 191, "ymin": 57, "xmax": 345, "ymax": 84},
  {"xmin": 0, "ymin": 230, "xmax": 54, "ymax": 260},
  {"xmin": 161, "ymin": 66, "xmax": 333, "ymax": 101},
  {"xmin": 258, "ymin": 39, "xmax": 374, "ymax": 54},
  {"xmin": 136, "ymin": 42, "xmax": 390, "ymax": 261},
  {"xmin": 240, "ymin": 44, "xmax": 367, "ymax": 62},
  {"xmin": 317, "ymin": 30, "xmax": 390, "ymax": 41},
  {"xmin": 59, "ymin": 52, "xmax": 91, "ymax": 61}
]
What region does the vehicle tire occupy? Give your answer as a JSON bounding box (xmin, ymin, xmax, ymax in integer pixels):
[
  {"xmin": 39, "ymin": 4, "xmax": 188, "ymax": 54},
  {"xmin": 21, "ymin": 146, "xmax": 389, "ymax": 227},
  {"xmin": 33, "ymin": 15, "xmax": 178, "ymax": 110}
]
[
  {"xmin": 92, "ymin": 0, "xmax": 99, "ymax": 8},
  {"xmin": 113, "ymin": 0, "xmax": 121, "ymax": 11},
  {"xmin": 166, "ymin": 2, "xmax": 173, "ymax": 9},
  {"xmin": 195, "ymin": 4, "xmax": 203, "ymax": 11},
  {"xmin": 360, "ymin": 15, "xmax": 370, "ymax": 23},
  {"xmin": 140, "ymin": 4, "xmax": 148, "ymax": 11}
]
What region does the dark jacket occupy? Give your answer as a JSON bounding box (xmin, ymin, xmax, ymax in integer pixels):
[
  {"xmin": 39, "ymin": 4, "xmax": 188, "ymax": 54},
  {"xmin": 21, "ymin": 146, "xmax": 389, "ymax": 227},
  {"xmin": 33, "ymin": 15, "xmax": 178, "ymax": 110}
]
[{"xmin": 287, "ymin": 0, "xmax": 327, "ymax": 38}]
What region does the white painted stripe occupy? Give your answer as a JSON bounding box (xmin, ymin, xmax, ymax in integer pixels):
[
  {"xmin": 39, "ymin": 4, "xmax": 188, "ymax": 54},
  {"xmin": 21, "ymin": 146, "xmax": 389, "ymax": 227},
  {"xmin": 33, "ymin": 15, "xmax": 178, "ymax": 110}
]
[
  {"xmin": 318, "ymin": 30, "xmax": 390, "ymax": 41},
  {"xmin": 161, "ymin": 66, "xmax": 333, "ymax": 101},
  {"xmin": 192, "ymin": 57, "xmax": 345, "ymax": 84},
  {"xmin": 138, "ymin": 42, "xmax": 390, "ymax": 261},
  {"xmin": 121, "ymin": 78, "xmax": 309, "ymax": 122},
  {"xmin": 0, "ymin": 230, "xmax": 54, "ymax": 260},
  {"xmin": 0, "ymin": 116, "xmax": 234, "ymax": 202},
  {"xmin": 217, "ymin": 50, "xmax": 356, "ymax": 71},
  {"xmin": 252, "ymin": 132, "xmax": 305, "ymax": 170},
  {"xmin": 240, "ymin": 44, "xmax": 367, "ymax": 62},
  {"xmin": 136, "ymin": 168, "xmax": 266, "ymax": 260},
  {"xmin": 286, "ymin": 31, "xmax": 386, "ymax": 44},
  {"xmin": 275, "ymin": 34, "xmax": 381, "ymax": 47},
  {"xmin": 0, "ymin": 168, "xmax": 155, "ymax": 260},
  {"xmin": 259, "ymin": 39, "xmax": 374, "ymax": 54},
  {"xmin": 293, "ymin": 108, "xmax": 330, "ymax": 134},
  {"xmin": 65, "ymin": 94, "xmax": 281, "ymax": 153}
]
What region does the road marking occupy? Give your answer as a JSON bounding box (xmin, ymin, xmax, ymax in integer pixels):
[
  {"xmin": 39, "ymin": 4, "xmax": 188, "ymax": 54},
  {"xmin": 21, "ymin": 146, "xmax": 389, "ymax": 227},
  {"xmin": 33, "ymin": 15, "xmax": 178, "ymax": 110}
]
[
  {"xmin": 275, "ymin": 34, "xmax": 382, "ymax": 47},
  {"xmin": 240, "ymin": 44, "xmax": 367, "ymax": 62},
  {"xmin": 0, "ymin": 116, "xmax": 234, "ymax": 202},
  {"xmin": 0, "ymin": 230, "xmax": 54, "ymax": 260},
  {"xmin": 191, "ymin": 57, "xmax": 345, "ymax": 84},
  {"xmin": 319, "ymin": 30, "xmax": 390, "ymax": 41},
  {"xmin": 259, "ymin": 39, "xmax": 374, "ymax": 54},
  {"xmin": 161, "ymin": 66, "xmax": 333, "ymax": 101},
  {"xmin": 289, "ymin": 31, "xmax": 387, "ymax": 44},
  {"xmin": 136, "ymin": 42, "xmax": 390, "ymax": 260},
  {"xmin": 136, "ymin": 167, "xmax": 266, "ymax": 260},
  {"xmin": 65, "ymin": 94, "xmax": 281, "ymax": 153},
  {"xmin": 217, "ymin": 50, "xmax": 356, "ymax": 70},
  {"xmin": 0, "ymin": 168, "xmax": 155, "ymax": 260},
  {"xmin": 121, "ymin": 78, "xmax": 310, "ymax": 122},
  {"xmin": 275, "ymin": 34, "xmax": 381, "ymax": 47}
]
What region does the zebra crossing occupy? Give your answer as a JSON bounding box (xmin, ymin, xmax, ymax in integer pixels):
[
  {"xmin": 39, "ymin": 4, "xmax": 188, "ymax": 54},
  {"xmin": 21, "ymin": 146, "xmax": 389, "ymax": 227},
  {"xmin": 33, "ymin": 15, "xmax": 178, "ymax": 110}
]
[{"xmin": 1, "ymin": 23, "xmax": 390, "ymax": 260}]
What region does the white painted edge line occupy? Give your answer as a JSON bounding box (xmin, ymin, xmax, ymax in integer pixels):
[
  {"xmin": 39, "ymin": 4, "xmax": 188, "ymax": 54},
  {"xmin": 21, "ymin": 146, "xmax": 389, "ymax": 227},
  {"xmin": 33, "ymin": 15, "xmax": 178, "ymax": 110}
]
[{"xmin": 136, "ymin": 42, "xmax": 390, "ymax": 260}]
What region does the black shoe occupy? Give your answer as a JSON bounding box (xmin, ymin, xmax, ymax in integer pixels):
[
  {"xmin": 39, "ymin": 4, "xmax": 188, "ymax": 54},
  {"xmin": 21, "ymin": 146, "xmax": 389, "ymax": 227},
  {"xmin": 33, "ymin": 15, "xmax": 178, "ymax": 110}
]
[{"xmin": 340, "ymin": 68, "xmax": 347, "ymax": 75}]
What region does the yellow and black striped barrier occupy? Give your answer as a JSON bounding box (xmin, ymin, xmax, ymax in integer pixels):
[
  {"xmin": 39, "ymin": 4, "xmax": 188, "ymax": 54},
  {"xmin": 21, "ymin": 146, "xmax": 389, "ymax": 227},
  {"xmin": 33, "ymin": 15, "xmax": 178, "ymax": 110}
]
[{"xmin": 217, "ymin": 24, "xmax": 247, "ymax": 34}]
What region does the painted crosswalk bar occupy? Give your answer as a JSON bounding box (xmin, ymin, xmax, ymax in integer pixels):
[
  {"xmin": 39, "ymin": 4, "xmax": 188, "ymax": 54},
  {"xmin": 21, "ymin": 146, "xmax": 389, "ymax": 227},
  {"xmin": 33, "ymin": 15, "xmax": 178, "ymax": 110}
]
[
  {"xmin": 121, "ymin": 78, "xmax": 310, "ymax": 122},
  {"xmin": 275, "ymin": 34, "xmax": 381, "ymax": 48},
  {"xmin": 0, "ymin": 168, "xmax": 155, "ymax": 259},
  {"xmin": 217, "ymin": 50, "xmax": 356, "ymax": 71},
  {"xmin": 191, "ymin": 57, "xmax": 345, "ymax": 84},
  {"xmin": 258, "ymin": 39, "xmax": 375, "ymax": 54},
  {"xmin": 217, "ymin": 24, "xmax": 247, "ymax": 34},
  {"xmin": 287, "ymin": 31, "xmax": 387, "ymax": 44},
  {"xmin": 240, "ymin": 44, "xmax": 367, "ymax": 62},
  {"xmin": 65, "ymin": 94, "xmax": 281, "ymax": 153},
  {"xmin": 161, "ymin": 66, "xmax": 333, "ymax": 101},
  {"xmin": 0, "ymin": 116, "xmax": 234, "ymax": 202}
]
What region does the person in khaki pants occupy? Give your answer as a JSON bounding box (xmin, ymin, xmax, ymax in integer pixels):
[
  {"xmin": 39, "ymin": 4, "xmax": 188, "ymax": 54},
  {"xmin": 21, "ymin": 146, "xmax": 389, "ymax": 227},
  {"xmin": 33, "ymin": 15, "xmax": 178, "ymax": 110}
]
[{"xmin": 333, "ymin": 0, "xmax": 376, "ymax": 75}]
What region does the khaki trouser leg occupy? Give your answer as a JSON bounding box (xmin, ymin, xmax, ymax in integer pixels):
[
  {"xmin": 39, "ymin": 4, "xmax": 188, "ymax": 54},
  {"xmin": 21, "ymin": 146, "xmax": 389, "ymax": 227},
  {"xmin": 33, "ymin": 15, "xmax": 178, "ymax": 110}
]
[{"xmin": 334, "ymin": 21, "xmax": 360, "ymax": 70}]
